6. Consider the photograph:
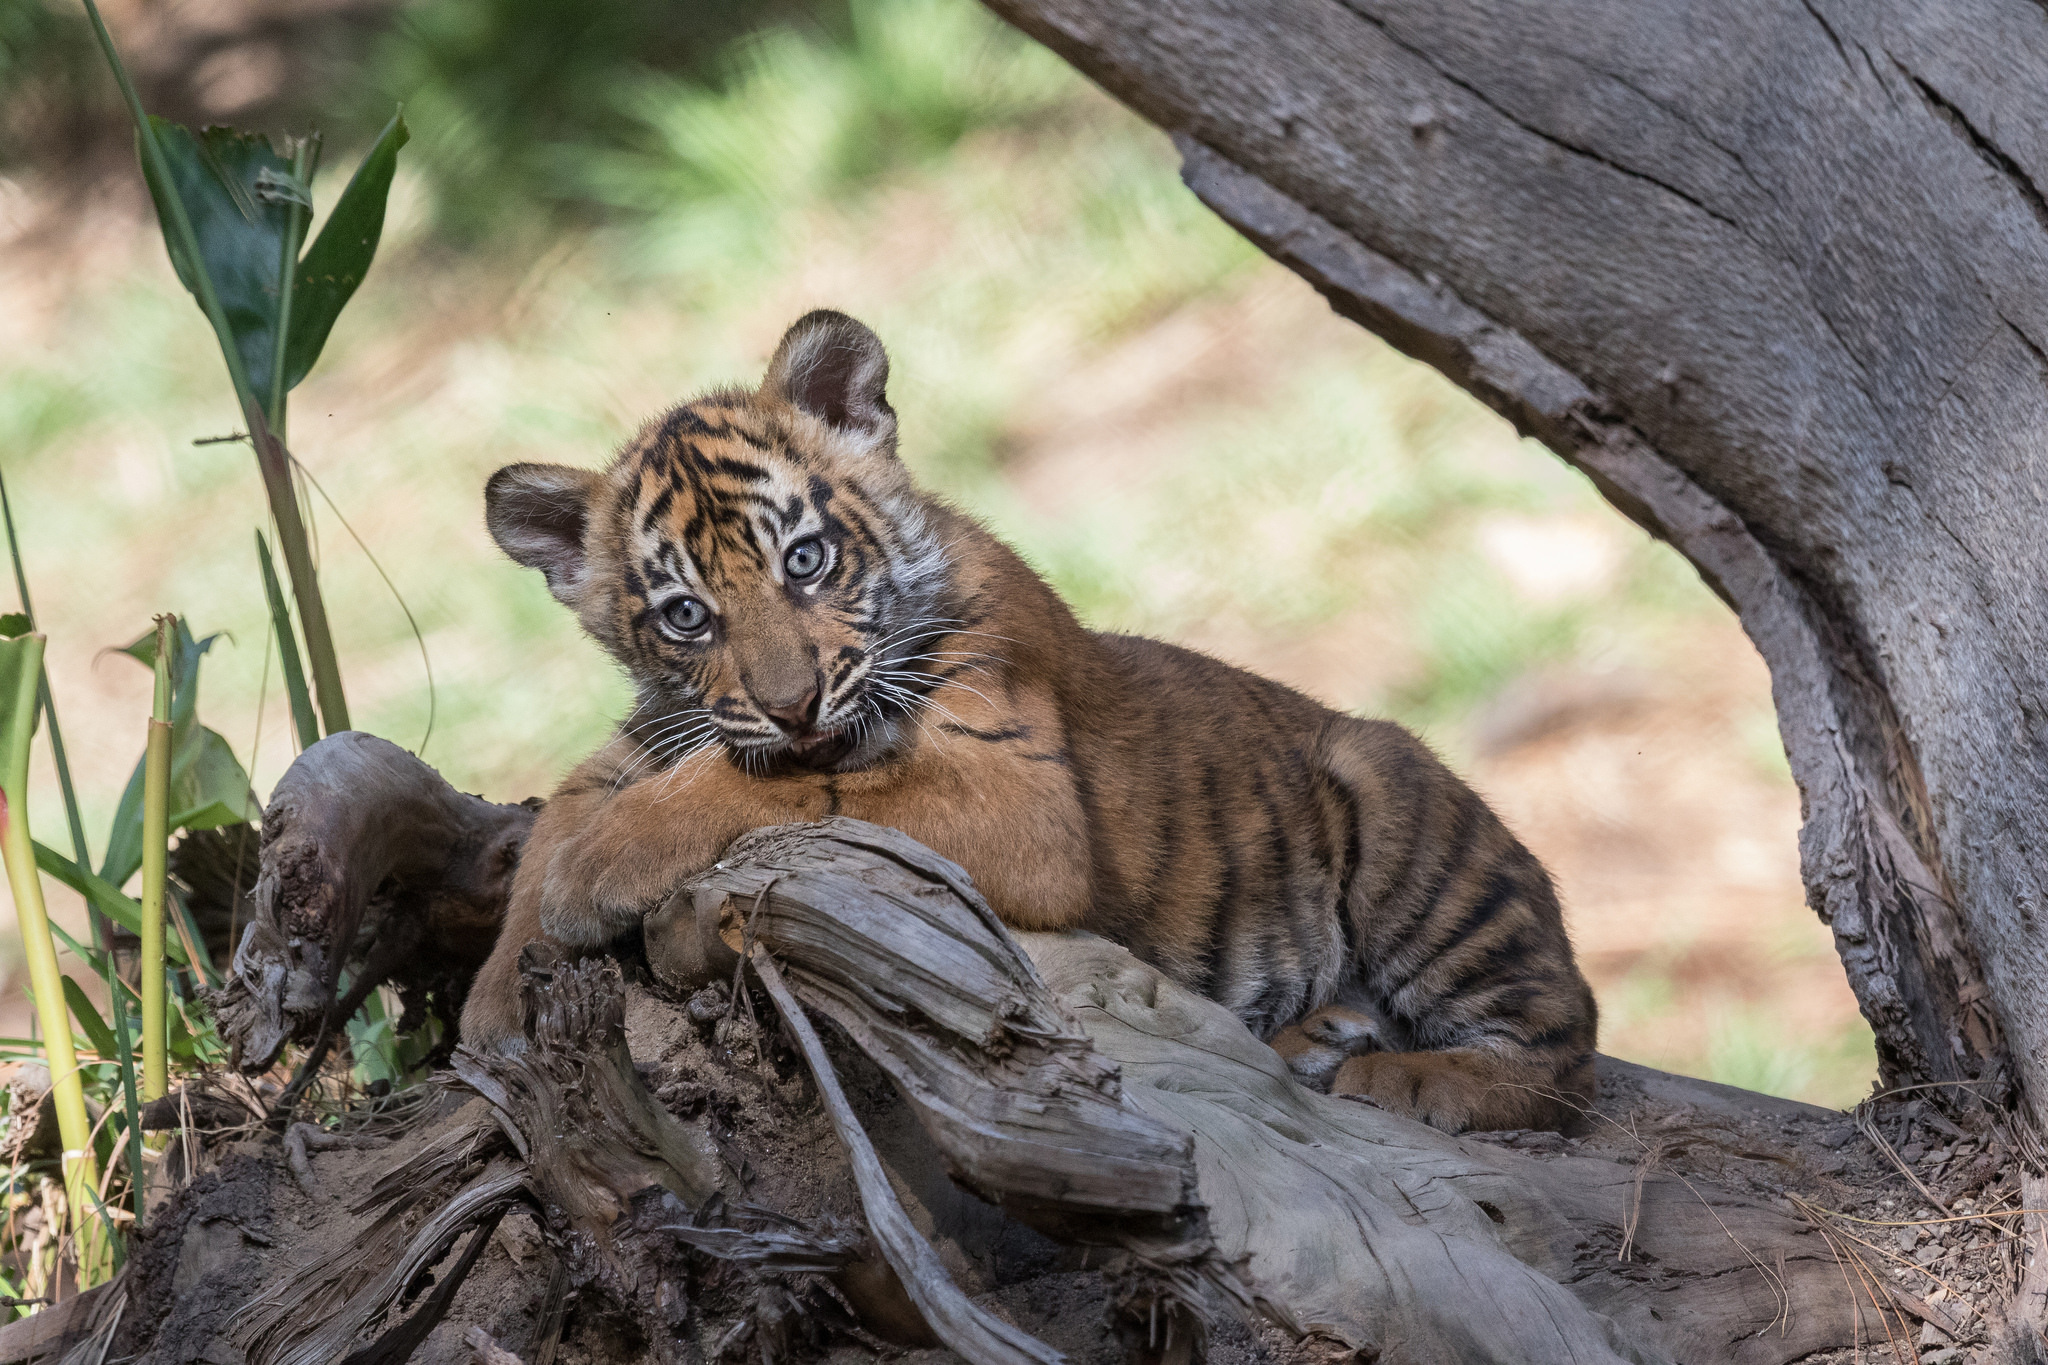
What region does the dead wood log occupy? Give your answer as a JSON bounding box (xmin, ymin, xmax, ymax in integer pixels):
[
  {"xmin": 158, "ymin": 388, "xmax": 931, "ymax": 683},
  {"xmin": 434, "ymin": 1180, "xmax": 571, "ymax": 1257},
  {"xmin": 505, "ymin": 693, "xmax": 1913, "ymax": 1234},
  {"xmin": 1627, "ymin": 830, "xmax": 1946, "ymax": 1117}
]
[
  {"xmin": 235, "ymin": 942, "xmax": 1036, "ymax": 1365},
  {"xmin": 212, "ymin": 731, "xmax": 534, "ymax": 1076},
  {"xmin": 662, "ymin": 818, "xmax": 1877, "ymax": 1365},
  {"xmin": 214, "ymin": 744, "xmax": 1886, "ymax": 1363}
]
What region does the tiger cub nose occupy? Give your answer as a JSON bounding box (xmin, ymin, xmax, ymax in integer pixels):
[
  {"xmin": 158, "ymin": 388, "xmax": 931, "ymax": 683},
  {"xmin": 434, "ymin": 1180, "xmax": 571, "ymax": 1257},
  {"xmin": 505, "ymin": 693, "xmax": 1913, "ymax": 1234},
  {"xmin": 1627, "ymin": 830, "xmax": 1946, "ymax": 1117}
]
[{"xmin": 760, "ymin": 684, "xmax": 821, "ymax": 733}]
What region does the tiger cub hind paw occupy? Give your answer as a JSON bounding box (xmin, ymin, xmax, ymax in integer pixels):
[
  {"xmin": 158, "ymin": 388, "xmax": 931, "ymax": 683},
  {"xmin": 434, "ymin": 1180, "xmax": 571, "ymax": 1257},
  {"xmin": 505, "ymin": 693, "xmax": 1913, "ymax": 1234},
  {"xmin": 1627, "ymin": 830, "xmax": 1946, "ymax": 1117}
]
[
  {"xmin": 1270, "ymin": 1004, "xmax": 1384, "ymax": 1091},
  {"xmin": 1330, "ymin": 1049, "xmax": 1588, "ymax": 1134}
]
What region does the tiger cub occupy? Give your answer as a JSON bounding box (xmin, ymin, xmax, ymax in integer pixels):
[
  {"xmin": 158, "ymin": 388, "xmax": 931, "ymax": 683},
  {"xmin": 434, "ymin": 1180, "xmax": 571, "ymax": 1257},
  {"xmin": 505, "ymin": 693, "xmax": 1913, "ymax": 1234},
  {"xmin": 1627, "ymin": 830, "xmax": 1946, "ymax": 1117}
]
[{"xmin": 463, "ymin": 310, "xmax": 1598, "ymax": 1133}]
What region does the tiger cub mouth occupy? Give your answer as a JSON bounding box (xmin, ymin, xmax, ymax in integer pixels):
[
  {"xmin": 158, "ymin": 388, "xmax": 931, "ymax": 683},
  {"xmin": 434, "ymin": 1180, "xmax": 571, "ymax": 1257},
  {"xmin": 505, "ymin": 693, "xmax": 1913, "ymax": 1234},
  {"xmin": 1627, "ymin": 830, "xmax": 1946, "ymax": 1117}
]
[{"xmin": 777, "ymin": 725, "xmax": 856, "ymax": 770}]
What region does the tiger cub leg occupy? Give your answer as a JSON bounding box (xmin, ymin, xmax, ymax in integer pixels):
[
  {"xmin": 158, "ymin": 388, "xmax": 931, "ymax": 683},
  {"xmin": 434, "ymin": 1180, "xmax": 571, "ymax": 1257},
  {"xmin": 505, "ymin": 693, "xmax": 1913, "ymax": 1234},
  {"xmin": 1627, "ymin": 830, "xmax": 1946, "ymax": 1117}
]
[{"xmin": 1319, "ymin": 719, "xmax": 1598, "ymax": 1133}]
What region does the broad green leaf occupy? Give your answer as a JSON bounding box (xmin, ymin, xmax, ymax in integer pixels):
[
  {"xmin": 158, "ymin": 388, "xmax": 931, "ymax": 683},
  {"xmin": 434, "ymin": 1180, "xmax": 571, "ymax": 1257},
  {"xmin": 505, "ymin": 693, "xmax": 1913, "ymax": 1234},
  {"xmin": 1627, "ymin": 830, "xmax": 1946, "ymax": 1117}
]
[
  {"xmin": 60, "ymin": 977, "xmax": 117, "ymax": 1061},
  {"xmin": 284, "ymin": 111, "xmax": 408, "ymax": 392},
  {"xmin": 173, "ymin": 726, "xmax": 257, "ymax": 832},
  {"xmin": 0, "ymin": 615, "xmax": 28, "ymax": 640},
  {"xmin": 138, "ymin": 119, "xmax": 297, "ymax": 406}
]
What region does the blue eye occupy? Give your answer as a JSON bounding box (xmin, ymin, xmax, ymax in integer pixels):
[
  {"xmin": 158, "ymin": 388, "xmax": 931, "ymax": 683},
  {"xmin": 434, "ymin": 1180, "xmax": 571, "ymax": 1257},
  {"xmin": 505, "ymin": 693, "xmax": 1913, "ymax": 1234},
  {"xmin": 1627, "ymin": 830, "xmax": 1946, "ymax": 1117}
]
[
  {"xmin": 785, "ymin": 538, "xmax": 826, "ymax": 581},
  {"xmin": 661, "ymin": 597, "xmax": 710, "ymax": 636}
]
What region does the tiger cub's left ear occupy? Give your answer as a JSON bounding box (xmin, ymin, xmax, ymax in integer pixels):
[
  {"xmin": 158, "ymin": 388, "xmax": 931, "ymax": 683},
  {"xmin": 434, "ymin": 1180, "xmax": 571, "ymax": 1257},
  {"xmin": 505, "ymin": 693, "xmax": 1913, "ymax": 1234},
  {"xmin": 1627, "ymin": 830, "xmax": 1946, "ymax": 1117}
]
[{"xmin": 761, "ymin": 310, "xmax": 896, "ymax": 454}]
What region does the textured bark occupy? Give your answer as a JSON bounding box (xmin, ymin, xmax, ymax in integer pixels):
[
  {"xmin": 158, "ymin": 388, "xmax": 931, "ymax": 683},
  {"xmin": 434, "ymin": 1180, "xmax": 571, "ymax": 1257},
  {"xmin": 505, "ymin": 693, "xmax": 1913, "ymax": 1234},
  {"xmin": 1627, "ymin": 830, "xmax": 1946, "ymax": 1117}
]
[
  {"xmin": 979, "ymin": 0, "xmax": 2048, "ymax": 1128},
  {"xmin": 212, "ymin": 731, "xmax": 534, "ymax": 1075},
  {"xmin": 661, "ymin": 819, "xmax": 1869, "ymax": 1365},
  {"xmin": 211, "ymin": 757, "xmax": 1876, "ymax": 1364}
]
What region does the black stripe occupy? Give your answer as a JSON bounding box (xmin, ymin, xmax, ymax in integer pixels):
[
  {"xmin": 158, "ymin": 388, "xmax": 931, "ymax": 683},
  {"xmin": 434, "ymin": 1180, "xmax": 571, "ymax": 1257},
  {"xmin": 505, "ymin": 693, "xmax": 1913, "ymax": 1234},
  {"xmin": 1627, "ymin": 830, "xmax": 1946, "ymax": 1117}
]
[
  {"xmin": 1378, "ymin": 873, "xmax": 1524, "ymax": 1003},
  {"xmin": 938, "ymin": 722, "xmax": 1033, "ymax": 744},
  {"xmin": 640, "ymin": 483, "xmax": 676, "ymax": 533}
]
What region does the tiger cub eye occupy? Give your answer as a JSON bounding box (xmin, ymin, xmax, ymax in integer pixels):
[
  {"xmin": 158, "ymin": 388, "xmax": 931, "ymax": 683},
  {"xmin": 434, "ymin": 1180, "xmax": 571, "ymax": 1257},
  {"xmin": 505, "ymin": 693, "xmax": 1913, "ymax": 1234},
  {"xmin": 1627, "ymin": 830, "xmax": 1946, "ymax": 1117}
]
[
  {"xmin": 785, "ymin": 537, "xmax": 827, "ymax": 581},
  {"xmin": 662, "ymin": 597, "xmax": 710, "ymax": 636}
]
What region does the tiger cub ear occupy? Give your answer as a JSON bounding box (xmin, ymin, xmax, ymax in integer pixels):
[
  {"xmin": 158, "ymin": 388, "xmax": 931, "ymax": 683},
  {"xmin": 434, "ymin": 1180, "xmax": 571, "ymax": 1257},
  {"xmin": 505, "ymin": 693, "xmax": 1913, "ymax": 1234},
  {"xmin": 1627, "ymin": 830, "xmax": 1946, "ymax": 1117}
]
[
  {"xmin": 761, "ymin": 310, "xmax": 896, "ymax": 452},
  {"xmin": 485, "ymin": 463, "xmax": 601, "ymax": 607}
]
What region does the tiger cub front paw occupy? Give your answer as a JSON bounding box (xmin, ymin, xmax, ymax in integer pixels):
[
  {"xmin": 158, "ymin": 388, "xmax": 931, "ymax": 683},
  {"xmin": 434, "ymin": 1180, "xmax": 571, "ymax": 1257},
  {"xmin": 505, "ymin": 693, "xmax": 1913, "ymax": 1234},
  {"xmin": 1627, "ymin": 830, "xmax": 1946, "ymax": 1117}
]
[
  {"xmin": 1270, "ymin": 1004, "xmax": 1383, "ymax": 1091},
  {"xmin": 539, "ymin": 832, "xmax": 692, "ymax": 947}
]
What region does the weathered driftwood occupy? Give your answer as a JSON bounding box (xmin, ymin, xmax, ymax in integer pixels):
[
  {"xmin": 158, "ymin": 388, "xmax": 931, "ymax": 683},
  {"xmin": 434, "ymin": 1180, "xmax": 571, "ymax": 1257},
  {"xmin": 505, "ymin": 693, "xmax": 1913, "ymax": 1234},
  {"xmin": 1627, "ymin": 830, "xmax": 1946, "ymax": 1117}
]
[
  {"xmin": 210, "ymin": 741, "xmax": 1887, "ymax": 1363},
  {"xmin": 236, "ymin": 939, "xmax": 1046, "ymax": 1365},
  {"xmin": 213, "ymin": 731, "xmax": 534, "ymax": 1075},
  {"xmin": 748, "ymin": 947, "xmax": 1066, "ymax": 1365},
  {"xmin": 666, "ymin": 819, "xmax": 1873, "ymax": 1365}
]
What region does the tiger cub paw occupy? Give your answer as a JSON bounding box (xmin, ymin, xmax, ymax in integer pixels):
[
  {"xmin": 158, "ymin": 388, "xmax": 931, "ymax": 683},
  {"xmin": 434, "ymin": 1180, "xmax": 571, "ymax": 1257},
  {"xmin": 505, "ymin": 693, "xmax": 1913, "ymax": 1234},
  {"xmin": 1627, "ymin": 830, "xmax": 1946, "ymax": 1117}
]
[
  {"xmin": 1270, "ymin": 1005, "xmax": 1383, "ymax": 1091},
  {"xmin": 1331, "ymin": 1050, "xmax": 1580, "ymax": 1134},
  {"xmin": 539, "ymin": 834, "xmax": 687, "ymax": 948}
]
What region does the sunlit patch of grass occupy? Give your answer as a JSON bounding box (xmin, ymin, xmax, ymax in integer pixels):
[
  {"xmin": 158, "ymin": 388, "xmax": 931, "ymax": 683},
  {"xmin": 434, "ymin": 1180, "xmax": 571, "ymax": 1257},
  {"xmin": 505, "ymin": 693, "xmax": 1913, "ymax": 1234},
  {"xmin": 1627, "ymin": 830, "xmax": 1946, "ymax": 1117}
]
[
  {"xmin": 1704, "ymin": 1009, "xmax": 1876, "ymax": 1111},
  {"xmin": 1390, "ymin": 571, "xmax": 1588, "ymax": 732}
]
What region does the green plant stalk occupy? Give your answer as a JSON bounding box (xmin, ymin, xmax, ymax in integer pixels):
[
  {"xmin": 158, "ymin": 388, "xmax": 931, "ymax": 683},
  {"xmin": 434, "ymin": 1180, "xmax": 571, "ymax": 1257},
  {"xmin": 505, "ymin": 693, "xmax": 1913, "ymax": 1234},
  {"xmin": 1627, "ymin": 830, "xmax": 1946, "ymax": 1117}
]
[
  {"xmin": 139, "ymin": 618, "xmax": 172, "ymax": 1102},
  {"xmin": 0, "ymin": 635, "xmax": 109, "ymax": 1280},
  {"xmin": 81, "ymin": 0, "xmax": 351, "ymax": 738},
  {"xmin": 257, "ymin": 531, "xmax": 319, "ymax": 751},
  {"xmin": 0, "ymin": 470, "xmax": 148, "ymax": 1223},
  {"xmin": 252, "ymin": 425, "xmax": 350, "ymax": 735},
  {"xmin": 0, "ymin": 470, "xmax": 102, "ymax": 945},
  {"xmin": 266, "ymin": 136, "xmax": 322, "ymax": 440}
]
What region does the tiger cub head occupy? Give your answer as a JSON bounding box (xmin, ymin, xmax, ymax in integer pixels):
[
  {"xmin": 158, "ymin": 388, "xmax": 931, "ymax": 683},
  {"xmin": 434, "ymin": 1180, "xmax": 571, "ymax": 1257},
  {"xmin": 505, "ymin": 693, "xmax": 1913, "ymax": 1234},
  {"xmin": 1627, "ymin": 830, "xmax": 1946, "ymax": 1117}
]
[{"xmin": 485, "ymin": 311, "xmax": 956, "ymax": 774}]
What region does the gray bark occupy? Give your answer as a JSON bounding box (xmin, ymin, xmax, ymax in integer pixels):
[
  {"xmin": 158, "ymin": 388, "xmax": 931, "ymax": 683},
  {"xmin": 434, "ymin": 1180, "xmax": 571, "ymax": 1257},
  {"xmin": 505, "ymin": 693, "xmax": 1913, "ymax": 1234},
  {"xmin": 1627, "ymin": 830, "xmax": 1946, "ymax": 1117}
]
[{"xmin": 979, "ymin": 0, "xmax": 2048, "ymax": 1127}]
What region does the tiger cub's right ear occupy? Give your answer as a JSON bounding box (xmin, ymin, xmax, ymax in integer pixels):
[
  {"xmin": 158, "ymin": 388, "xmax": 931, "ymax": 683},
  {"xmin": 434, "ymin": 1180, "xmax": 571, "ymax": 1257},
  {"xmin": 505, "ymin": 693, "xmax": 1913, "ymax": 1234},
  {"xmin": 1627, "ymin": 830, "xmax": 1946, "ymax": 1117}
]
[{"xmin": 485, "ymin": 463, "xmax": 601, "ymax": 608}]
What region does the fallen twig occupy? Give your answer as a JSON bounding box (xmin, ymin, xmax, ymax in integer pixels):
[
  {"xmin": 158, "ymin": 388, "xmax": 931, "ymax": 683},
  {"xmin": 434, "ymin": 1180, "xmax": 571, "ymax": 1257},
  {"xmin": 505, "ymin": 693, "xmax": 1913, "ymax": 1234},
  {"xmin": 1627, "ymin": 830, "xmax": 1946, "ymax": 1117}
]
[{"xmin": 748, "ymin": 942, "xmax": 1062, "ymax": 1365}]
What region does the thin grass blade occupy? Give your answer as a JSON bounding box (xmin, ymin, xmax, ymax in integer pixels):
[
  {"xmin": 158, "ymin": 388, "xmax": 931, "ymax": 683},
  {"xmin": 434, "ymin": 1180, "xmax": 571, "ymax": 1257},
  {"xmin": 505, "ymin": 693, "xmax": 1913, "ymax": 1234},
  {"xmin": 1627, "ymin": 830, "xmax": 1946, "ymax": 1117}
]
[{"xmin": 257, "ymin": 531, "xmax": 318, "ymax": 752}]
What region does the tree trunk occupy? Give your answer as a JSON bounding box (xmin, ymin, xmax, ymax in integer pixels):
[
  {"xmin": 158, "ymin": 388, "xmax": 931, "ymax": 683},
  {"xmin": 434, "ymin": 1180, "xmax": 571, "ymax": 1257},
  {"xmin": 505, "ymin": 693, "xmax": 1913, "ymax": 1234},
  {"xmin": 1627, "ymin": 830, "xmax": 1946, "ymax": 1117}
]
[{"xmin": 978, "ymin": 0, "xmax": 2048, "ymax": 1131}]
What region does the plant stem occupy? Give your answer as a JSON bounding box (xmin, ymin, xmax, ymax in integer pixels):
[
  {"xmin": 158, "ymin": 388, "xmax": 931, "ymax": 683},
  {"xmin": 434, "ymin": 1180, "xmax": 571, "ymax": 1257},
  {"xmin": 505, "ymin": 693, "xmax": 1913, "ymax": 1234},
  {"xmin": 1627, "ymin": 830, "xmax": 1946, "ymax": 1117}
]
[
  {"xmin": 0, "ymin": 634, "xmax": 109, "ymax": 1281},
  {"xmin": 82, "ymin": 0, "xmax": 350, "ymax": 736},
  {"xmin": 257, "ymin": 531, "xmax": 319, "ymax": 751},
  {"xmin": 0, "ymin": 469, "xmax": 103, "ymax": 946},
  {"xmin": 250, "ymin": 417, "xmax": 350, "ymax": 734},
  {"xmin": 2, "ymin": 467, "xmax": 148, "ymax": 1225},
  {"xmin": 140, "ymin": 618, "xmax": 172, "ymax": 1103}
]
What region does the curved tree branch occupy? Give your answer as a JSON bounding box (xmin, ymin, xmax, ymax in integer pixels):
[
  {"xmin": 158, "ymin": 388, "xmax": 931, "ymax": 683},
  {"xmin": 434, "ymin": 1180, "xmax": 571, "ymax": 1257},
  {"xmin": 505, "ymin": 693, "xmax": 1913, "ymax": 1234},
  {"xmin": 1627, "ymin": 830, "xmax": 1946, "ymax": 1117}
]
[{"xmin": 980, "ymin": 0, "xmax": 2043, "ymax": 1125}]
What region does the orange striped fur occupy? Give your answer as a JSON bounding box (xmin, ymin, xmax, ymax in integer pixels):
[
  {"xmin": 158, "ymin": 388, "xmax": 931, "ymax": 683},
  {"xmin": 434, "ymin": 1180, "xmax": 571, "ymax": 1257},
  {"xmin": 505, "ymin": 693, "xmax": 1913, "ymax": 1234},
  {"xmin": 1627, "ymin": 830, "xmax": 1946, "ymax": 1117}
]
[{"xmin": 463, "ymin": 311, "xmax": 1597, "ymax": 1133}]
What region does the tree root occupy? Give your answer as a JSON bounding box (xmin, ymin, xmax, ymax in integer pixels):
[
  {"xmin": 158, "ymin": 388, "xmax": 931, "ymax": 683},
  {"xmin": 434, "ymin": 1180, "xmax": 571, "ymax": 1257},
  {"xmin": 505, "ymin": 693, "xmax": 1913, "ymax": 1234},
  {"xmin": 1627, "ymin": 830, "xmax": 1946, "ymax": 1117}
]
[{"xmin": 211, "ymin": 731, "xmax": 532, "ymax": 1077}]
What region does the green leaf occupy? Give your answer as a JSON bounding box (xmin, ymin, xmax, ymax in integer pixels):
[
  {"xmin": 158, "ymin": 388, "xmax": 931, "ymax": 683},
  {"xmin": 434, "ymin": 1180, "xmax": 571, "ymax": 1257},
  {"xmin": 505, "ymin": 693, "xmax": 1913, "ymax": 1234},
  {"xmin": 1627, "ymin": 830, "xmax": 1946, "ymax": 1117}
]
[
  {"xmin": 33, "ymin": 842, "xmax": 189, "ymax": 966},
  {"xmin": 284, "ymin": 111, "xmax": 407, "ymax": 392},
  {"xmin": 0, "ymin": 615, "xmax": 29, "ymax": 640},
  {"xmin": 60, "ymin": 977, "xmax": 117, "ymax": 1061},
  {"xmin": 138, "ymin": 119, "xmax": 298, "ymax": 406},
  {"xmin": 172, "ymin": 726, "xmax": 256, "ymax": 832},
  {"xmin": 0, "ymin": 634, "xmax": 41, "ymax": 802}
]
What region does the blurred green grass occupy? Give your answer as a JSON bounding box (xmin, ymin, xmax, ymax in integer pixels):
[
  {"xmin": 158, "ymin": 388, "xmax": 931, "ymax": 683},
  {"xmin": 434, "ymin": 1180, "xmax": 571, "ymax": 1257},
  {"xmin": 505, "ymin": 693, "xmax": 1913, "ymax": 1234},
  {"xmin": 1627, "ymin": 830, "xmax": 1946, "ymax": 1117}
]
[{"xmin": 0, "ymin": 0, "xmax": 1873, "ymax": 1106}]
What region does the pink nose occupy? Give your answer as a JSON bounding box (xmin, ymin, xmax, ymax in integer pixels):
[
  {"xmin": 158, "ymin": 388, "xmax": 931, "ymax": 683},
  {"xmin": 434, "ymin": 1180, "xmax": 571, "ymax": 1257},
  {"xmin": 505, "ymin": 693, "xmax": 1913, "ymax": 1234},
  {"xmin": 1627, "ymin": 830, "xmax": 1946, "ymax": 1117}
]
[{"xmin": 761, "ymin": 686, "xmax": 820, "ymax": 733}]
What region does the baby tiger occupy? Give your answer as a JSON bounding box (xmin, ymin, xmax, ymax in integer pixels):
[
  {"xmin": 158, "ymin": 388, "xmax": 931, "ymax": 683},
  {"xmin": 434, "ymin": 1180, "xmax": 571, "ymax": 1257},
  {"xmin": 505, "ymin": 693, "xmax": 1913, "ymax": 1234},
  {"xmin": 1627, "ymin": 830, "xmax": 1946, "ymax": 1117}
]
[{"xmin": 462, "ymin": 310, "xmax": 1598, "ymax": 1133}]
